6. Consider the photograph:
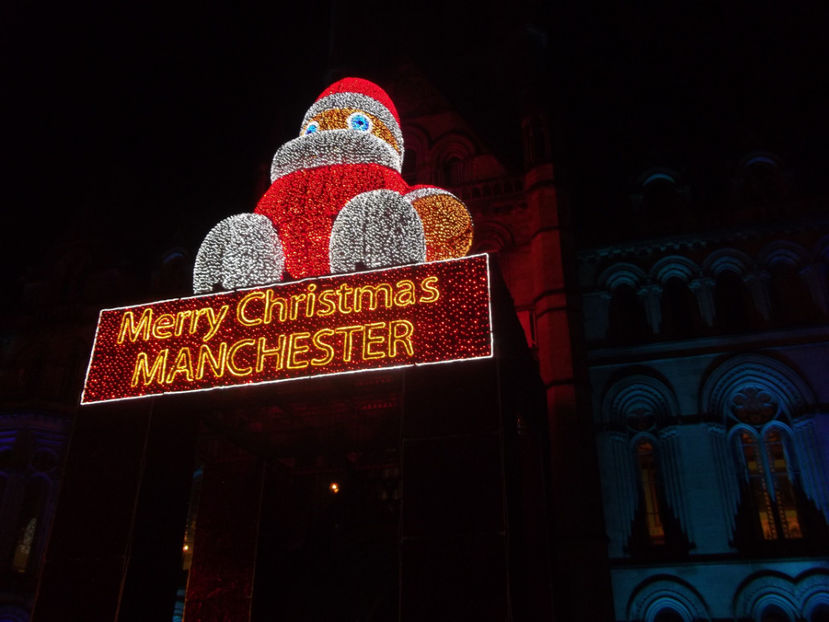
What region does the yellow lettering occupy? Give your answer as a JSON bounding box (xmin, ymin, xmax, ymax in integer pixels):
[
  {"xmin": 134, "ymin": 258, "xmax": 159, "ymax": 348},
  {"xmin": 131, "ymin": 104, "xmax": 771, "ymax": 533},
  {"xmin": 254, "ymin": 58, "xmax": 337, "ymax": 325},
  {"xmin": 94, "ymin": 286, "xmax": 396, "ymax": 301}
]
[
  {"xmin": 354, "ymin": 283, "xmax": 393, "ymax": 312},
  {"xmin": 227, "ymin": 339, "xmax": 255, "ymax": 376},
  {"xmin": 166, "ymin": 347, "xmax": 194, "ymax": 383},
  {"xmin": 311, "ymin": 328, "xmax": 335, "ymax": 366},
  {"xmin": 333, "ymin": 325, "xmax": 364, "ymax": 363},
  {"xmin": 337, "ymin": 284, "xmax": 354, "ymax": 314},
  {"xmin": 290, "ymin": 294, "xmax": 306, "ymax": 321},
  {"xmin": 316, "ymin": 289, "xmax": 337, "ymax": 316},
  {"xmin": 255, "ymin": 335, "xmax": 286, "ymax": 373},
  {"xmin": 394, "ymin": 280, "xmax": 416, "ymax": 307},
  {"xmin": 389, "ymin": 320, "xmax": 415, "ymax": 358},
  {"xmin": 264, "ymin": 290, "xmax": 288, "ymax": 323},
  {"xmin": 418, "ymin": 276, "xmax": 440, "ymax": 303},
  {"xmin": 305, "ymin": 283, "xmax": 317, "ymax": 317},
  {"xmin": 196, "ymin": 342, "xmax": 228, "ymax": 380},
  {"xmin": 203, "ymin": 305, "xmax": 229, "ymax": 341},
  {"xmin": 130, "ymin": 349, "xmax": 169, "ymax": 386},
  {"xmin": 174, "ymin": 310, "xmax": 192, "ymax": 337},
  {"xmin": 362, "ymin": 322, "xmax": 387, "ymax": 360},
  {"xmin": 118, "ymin": 309, "xmax": 152, "ymax": 344},
  {"xmin": 237, "ymin": 291, "xmax": 265, "ymax": 326},
  {"xmin": 287, "ymin": 332, "xmax": 311, "ymax": 369},
  {"xmin": 152, "ymin": 313, "xmax": 176, "ymax": 339}
]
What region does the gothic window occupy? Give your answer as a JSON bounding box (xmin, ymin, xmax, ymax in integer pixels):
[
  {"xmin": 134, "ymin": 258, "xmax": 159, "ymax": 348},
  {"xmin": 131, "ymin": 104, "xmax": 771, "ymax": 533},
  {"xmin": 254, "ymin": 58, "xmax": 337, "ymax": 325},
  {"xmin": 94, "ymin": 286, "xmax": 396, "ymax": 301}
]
[
  {"xmin": 635, "ymin": 439, "xmax": 666, "ymax": 545},
  {"xmin": 660, "ymin": 277, "xmax": 700, "ymax": 339},
  {"xmin": 730, "ymin": 388, "xmax": 803, "ymax": 542}
]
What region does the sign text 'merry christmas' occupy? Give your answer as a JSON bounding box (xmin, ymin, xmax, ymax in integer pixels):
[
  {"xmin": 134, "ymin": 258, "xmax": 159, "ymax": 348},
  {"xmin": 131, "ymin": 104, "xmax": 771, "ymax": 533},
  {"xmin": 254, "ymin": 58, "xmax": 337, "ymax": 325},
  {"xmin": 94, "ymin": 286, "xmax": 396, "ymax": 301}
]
[{"xmin": 81, "ymin": 255, "xmax": 493, "ymax": 404}]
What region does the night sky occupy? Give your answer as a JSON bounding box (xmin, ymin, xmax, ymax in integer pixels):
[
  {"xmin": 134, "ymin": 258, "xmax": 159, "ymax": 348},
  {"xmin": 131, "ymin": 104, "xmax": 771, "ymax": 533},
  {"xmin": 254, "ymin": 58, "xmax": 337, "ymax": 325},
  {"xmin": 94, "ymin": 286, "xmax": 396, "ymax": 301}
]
[{"xmin": 4, "ymin": 2, "xmax": 826, "ymax": 285}]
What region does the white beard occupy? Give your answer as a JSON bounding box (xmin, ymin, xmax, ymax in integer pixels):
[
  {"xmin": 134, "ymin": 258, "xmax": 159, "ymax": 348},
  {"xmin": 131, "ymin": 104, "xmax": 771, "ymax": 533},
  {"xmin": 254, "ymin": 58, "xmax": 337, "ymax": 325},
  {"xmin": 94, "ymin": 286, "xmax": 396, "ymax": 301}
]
[{"xmin": 270, "ymin": 130, "xmax": 403, "ymax": 183}]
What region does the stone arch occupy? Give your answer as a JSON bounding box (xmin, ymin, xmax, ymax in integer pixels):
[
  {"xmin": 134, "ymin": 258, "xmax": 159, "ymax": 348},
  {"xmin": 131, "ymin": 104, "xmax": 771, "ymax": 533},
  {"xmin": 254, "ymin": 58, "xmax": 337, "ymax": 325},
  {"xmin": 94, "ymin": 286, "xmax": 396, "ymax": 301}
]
[
  {"xmin": 649, "ymin": 256, "xmax": 701, "ymax": 285},
  {"xmin": 702, "ymin": 248, "xmax": 753, "ymax": 278},
  {"xmin": 650, "ymin": 257, "xmax": 704, "ymax": 338},
  {"xmin": 734, "ymin": 571, "xmax": 799, "ymax": 622},
  {"xmin": 627, "ymin": 575, "xmax": 711, "ymax": 622},
  {"xmin": 733, "ymin": 151, "xmax": 787, "ymax": 206},
  {"xmin": 757, "ymin": 241, "xmax": 809, "ymax": 270},
  {"xmin": 602, "ymin": 371, "xmax": 680, "ymax": 428},
  {"xmin": 699, "ymin": 353, "xmax": 816, "ymax": 422},
  {"xmin": 430, "ymin": 132, "xmax": 476, "ymax": 187},
  {"xmin": 601, "ymin": 263, "xmax": 651, "ymax": 342},
  {"xmin": 759, "ymin": 241, "xmax": 820, "ymax": 325},
  {"xmin": 640, "ymin": 169, "xmax": 680, "ymax": 188},
  {"xmin": 798, "ymin": 569, "xmax": 829, "ymax": 621},
  {"xmin": 598, "ymin": 262, "xmax": 647, "ymax": 291}
]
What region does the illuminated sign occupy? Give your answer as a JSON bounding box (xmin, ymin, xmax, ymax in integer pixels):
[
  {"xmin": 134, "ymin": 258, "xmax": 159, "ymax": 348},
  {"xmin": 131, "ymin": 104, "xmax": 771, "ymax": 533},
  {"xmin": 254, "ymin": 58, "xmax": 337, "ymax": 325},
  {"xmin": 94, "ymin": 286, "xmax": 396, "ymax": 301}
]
[{"xmin": 81, "ymin": 255, "xmax": 492, "ymax": 404}]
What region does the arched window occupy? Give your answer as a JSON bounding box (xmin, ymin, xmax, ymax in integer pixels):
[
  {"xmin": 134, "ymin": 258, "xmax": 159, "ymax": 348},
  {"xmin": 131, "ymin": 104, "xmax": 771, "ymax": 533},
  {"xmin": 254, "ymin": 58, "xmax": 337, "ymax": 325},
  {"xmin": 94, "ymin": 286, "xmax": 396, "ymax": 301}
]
[
  {"xmin": 732, "ymin": 424, "xmax": 802, "ymax": 541},
  {"xmin": 714, "ymin": 270, "xmax": 752, "ymax": 332},
  {"xmin": 660, "ymin": 277, "xmax": 700, "ymax": 339},
  {"xmin": 760, "ymin": 604, "xmax": 792, "ymax": 622},
  {"xmin": 11, "ymin": 476, "xmax": 48, "ymax": 573},
  {"xmin": 653, "ymin": 608, "xmax": 685, "ymax": 622},
  {"xmin": 811, "ymin": 604, "xmax": 829, "ymax": 622},
  {"xmin": 635, "ymin": 439, "xmax": 666, "ymax": 545}
]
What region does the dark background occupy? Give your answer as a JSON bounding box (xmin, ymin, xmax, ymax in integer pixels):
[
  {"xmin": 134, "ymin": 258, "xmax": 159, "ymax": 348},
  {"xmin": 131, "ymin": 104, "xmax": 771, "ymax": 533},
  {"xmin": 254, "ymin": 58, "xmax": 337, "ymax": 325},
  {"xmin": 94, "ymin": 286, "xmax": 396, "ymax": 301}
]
[{"xmin": 3, "ymin": 2, "xmax": 826, "ymax": 283}]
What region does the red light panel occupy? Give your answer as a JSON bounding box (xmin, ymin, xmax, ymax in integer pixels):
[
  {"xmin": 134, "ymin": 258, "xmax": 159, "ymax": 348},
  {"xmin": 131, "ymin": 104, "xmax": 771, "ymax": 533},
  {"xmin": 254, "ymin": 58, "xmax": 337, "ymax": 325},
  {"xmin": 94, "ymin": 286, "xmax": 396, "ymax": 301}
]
[{"xmin": 81, "ymin": 255, "xmax": 492, "ymax": 404}]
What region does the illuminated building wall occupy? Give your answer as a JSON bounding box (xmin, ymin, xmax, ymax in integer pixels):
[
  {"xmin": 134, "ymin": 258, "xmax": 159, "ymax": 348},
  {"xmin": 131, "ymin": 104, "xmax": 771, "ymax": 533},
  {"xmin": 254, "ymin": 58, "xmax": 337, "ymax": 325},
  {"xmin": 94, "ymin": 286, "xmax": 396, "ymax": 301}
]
[{"xmin": 579, "ymin": 166, "xmax": 829, "ymax": 621}]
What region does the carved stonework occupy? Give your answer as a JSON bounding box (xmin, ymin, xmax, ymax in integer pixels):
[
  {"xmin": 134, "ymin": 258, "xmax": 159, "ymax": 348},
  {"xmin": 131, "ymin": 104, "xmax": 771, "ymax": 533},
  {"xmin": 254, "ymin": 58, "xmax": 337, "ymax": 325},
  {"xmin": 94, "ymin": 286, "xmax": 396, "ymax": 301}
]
[
  {"xmin": 627, "ymin": 406, "xmax": 656, "ymax": 432},
  {"xmin": 731, "ymin": 387, "xmax": 778, "ymax": 425}
]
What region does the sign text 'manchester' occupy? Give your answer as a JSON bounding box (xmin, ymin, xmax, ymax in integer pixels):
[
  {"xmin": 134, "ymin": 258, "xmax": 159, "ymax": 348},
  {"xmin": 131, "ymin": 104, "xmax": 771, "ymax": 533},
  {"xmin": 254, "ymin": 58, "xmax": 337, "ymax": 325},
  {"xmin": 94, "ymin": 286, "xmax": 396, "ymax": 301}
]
[{"xmin": 81, "ymin": 255, "xmax": 492, "ymax": 404}]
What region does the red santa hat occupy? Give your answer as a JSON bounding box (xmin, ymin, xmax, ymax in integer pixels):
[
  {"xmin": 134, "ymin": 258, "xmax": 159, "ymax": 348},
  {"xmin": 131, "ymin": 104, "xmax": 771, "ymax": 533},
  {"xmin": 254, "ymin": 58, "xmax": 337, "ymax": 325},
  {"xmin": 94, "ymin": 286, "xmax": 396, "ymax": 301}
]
[{"xmin": 301, "ymin": 77, "xmax": 405, "ymax": 157}]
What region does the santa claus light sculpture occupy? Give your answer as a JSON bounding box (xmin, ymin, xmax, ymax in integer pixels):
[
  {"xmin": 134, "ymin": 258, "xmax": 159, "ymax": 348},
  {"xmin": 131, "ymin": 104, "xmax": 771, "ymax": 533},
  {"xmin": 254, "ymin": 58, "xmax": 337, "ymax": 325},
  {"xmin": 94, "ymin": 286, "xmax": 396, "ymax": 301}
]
[{"xmin": 193, "ymin": 78, "xmax": 474, "ymax": 294}]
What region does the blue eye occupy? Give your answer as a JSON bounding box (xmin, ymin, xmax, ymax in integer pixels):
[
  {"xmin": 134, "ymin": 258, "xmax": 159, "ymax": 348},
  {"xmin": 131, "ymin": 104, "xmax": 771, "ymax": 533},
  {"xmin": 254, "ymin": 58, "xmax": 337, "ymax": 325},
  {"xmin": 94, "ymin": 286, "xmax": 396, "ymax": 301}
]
[
  {"xmin": 303, "ymin": 121, "xmax": 319, "ymax": 136},
  {"xmin": 347, "ymin": 112, "xmax": 372, "ymax": 132}
]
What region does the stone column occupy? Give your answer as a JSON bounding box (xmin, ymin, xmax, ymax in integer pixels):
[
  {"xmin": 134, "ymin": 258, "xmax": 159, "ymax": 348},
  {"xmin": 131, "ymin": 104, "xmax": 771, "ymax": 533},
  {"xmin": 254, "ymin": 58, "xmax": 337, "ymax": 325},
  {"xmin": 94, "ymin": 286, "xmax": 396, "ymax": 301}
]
[
  {"xmin": 689, "ymin": 276, "xmax": 716, "ymax": 327},
  {"xmin": 638, "ymin": 284, "xmax": 663, "ymax": 334},
  {"xmin": 744, "ymin": 270, "xmax": 772, "ymax": 322}
]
